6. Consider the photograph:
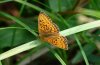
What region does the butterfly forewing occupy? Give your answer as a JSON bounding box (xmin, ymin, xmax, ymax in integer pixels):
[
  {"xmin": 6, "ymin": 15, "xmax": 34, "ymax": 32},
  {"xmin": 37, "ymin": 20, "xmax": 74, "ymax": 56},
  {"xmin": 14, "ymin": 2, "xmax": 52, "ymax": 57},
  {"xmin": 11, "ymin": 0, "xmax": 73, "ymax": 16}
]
[{"xmin": 38, "ymin": 12, "xmax": 59, "ymax": 34}]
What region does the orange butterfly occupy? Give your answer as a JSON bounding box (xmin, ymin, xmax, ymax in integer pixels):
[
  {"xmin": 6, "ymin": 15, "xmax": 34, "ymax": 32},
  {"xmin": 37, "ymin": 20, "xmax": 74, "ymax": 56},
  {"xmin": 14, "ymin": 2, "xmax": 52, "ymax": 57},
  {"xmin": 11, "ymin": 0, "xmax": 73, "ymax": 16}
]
[{"xmin": 38, "ymin": 12, "xmax": 68, "ymax": 50}]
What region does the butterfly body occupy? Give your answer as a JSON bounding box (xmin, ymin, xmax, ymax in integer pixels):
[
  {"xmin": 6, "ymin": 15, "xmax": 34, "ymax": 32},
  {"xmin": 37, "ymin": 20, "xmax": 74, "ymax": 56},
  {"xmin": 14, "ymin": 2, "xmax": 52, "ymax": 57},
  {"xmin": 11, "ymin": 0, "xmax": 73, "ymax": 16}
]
[{"xmin": 38, "ymin": 12, "xmax": 68, "ymax": 50}]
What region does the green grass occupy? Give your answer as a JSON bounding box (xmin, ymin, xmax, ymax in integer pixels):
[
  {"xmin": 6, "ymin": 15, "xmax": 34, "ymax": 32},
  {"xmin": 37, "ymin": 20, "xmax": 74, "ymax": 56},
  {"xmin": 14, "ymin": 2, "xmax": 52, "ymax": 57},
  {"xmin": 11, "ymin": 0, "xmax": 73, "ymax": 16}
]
[
  {"xmin": 0, "ymin": 11, "xmax": 38, "ymax": 37},
  {"xmin": 74, "ymin": 35, "xmax": 89, "ymax": 65},
  {"xmin": 0, "ymin": 11, "xmax": 100, "ymax": 65},
  {"xmin": 0, "ymin": 27, "xmax": 25, "ymax": 30},
  {"xmin": 19, "ymin": 0, "xmax": 28, "ymax": 16},
  {"xmin": 0, "ymin": 0, "xmax": 100, "ymax": 65},
  {"xmin": 0, "ymin": 61, "xmax": 2, "ymax": 65},
  {"xmin": 0, "ymin": 0, "xmax": 12, "ymax": 3}
]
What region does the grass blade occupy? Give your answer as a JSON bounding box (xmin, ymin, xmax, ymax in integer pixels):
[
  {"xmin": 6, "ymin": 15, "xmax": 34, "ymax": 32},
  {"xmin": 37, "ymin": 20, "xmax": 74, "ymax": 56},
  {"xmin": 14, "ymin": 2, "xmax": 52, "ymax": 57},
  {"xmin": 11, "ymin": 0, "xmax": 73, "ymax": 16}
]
[
  {"xmin": 0, "ymin": 11, "xmax": 38, "ymax": 36},
  {"xmin": 0, "ymin": 40, "xmax": 41, "ymax": 60},
  {"xmin": 74, "ymin": 35, "xmax": 89, "ymax": 65},
  {"xmin": 60, "ymin": 20, "xmax": 100, "ymax": 36}
]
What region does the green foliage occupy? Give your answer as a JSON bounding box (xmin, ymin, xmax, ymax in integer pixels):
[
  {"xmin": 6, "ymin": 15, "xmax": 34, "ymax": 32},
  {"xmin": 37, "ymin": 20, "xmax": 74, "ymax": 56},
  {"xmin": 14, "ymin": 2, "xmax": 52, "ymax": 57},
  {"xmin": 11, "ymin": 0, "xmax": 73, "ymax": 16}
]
[{"xmin": 0, "ymin": 0, "xmax": 100, "ymax": 65}]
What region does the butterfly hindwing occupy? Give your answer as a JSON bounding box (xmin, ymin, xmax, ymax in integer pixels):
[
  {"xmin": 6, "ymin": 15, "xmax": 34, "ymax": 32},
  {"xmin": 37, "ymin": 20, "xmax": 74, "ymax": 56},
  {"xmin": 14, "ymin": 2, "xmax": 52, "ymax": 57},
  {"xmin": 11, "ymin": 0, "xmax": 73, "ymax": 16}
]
[{"xmin": 43, "ymin": 35, "xmax": 68, "ymax": 50}]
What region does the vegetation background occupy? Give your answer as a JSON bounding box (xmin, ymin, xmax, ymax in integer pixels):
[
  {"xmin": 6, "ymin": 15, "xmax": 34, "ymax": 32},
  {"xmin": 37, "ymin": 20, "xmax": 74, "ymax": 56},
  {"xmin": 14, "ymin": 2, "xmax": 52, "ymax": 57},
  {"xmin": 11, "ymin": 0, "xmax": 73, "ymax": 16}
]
[{"xmin": 0, "ymin": 0, "xmax": 100, "ymax": 65}]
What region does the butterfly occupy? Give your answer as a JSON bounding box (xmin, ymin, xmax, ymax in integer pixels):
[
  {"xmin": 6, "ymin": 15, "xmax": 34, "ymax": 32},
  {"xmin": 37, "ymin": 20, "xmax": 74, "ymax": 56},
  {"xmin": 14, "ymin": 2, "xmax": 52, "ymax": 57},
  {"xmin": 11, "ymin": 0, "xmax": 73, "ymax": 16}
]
[{"xmin": 38, "ymin": 12, "xmax": 68, "ymax": 50}]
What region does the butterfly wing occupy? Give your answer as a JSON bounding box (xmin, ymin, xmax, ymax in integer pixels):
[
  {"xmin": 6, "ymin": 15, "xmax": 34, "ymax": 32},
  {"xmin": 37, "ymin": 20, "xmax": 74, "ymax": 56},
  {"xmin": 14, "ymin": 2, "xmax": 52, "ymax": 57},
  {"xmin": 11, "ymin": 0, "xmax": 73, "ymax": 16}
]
[
  {"xmin": 38, "ymin": 12, "xmax": 59, "ymax": 35},
  {"xmin": 43, "ymin": 35, "xmax": 68, "ymax": 50},
  {"xmin": 38, "ymin": 12, "xmax": 68, "ymax": 50}
]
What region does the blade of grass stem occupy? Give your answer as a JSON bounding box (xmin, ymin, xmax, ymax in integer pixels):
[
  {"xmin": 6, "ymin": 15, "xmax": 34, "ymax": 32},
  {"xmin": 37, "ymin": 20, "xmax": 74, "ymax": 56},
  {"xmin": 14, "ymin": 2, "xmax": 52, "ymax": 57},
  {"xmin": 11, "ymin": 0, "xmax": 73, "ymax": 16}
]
[
  {"xmin": 0, "ymin": 11, "xmax": 38, "ymax": 36},
  {"xmin": 0, "ymin": 40, "xmax": 41, "ymax": 60},
  {"xmin": 74, "ymin": 35, "xmax": 89, "ymax": 65},
  {"xmin": 0, "ymin": 27, "xmax": 25, "ymax": 30},
  {"xmin": 19, "ymin": 0, "xmax": 27, "ymax": 16},
  {"xmin": 78, "ymin": 8, "xmax": 100, "ymax": 18},
  {"xmin": 60, "ymin": 20, "xmax": 100, "ymax": 36},
  {"xmin": 0, "ymin": 61, "xmax": 2, "ymax": 65},
  {"xmin": 48, "ymin": 47, "xmax": 67, "ymax": 65}
]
